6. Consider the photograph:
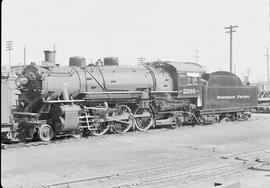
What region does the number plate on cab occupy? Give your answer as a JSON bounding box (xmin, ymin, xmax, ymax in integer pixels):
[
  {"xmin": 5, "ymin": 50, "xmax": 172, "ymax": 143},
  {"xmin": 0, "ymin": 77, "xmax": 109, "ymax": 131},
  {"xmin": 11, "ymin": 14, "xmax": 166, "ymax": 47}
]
[{"xmin": 178, "ymin": 86, "xmax": 201, "ymax": 97}]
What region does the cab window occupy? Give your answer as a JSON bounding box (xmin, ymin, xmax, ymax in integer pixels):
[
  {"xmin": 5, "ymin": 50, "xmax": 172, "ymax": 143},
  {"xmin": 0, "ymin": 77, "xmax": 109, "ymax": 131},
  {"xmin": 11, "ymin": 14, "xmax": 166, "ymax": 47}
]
[
  {"xmin": 187, "ymin": 77, "xmax": 199, "ymax": 85},
  {"xmin": 178, "ymin": 73, "xmax": 187, "ymax": 85}
]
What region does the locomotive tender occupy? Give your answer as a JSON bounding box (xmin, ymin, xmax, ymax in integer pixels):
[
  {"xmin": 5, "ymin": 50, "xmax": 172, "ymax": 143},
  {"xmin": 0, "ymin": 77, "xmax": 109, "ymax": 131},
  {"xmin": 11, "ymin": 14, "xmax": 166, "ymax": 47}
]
[{"xmin": 2, "ymin": 58, "xmax": 258, "ymax": 142}]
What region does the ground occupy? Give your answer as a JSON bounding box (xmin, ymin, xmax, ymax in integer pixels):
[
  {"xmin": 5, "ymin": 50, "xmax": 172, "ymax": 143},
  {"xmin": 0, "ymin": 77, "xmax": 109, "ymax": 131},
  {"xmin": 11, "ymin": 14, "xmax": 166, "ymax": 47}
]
[{"xmin": 1, "ymin": 114, "xmax": 270, "ymax": 188}]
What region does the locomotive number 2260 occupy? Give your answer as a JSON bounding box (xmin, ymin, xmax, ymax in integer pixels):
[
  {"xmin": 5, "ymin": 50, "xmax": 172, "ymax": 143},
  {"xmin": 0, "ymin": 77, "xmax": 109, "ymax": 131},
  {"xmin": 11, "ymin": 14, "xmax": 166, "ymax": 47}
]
[{"xmin": 183, "ymin": 88, "xmax": 197, "ymax": 95}]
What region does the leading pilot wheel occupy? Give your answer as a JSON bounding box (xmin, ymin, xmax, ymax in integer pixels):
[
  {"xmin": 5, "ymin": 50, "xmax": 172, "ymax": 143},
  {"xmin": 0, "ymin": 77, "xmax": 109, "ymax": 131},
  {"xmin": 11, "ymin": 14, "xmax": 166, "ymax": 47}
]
[
  {"xmin": 134, "ymin": 107, "xmax": 154, "ymax": 131},
  {"xmin": 38, "ymin": 124, "xmax": 54, "ymax": 142}
]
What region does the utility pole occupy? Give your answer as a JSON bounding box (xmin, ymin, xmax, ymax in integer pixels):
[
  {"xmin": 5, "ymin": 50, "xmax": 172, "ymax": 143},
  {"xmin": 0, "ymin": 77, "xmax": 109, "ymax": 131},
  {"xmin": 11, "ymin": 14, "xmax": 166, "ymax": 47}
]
[
  {"xmin": 268, "ymin": 0, "xmax": 270, "ymax": 40},
  {"xmin": 266, "ymin": 47, "xmax": 270, "ymax": 90},
  {"xmin": 6, "ymin": 41, "xmax": 13, "ymax": 71},
  {"xmin": 24, "ymin": 46, "xmax": 26, "ymax": 65},
  {"xmin": 224, "ymin": 25, "xmax": 238, "ymax": 73},
  {"xmin": 193, "ymin": 49, "xmax": 199, "ymax": 64},
  {"xmin": 246, "ymin": 68, "xmax": 251, "ymax": 83}
]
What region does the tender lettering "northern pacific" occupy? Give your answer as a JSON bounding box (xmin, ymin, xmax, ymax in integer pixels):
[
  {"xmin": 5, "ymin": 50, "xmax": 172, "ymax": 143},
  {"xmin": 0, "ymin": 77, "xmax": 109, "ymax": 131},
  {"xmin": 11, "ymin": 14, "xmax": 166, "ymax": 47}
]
[{"xmin": 217, "ymin": 95, "xmax": 250, "ymax": 99}]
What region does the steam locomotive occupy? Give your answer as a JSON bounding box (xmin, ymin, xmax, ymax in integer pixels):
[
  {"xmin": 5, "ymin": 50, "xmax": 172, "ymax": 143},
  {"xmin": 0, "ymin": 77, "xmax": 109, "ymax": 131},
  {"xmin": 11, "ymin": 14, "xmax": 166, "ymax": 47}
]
[{"xmin": 1, "ymin": 57, "xmax": 258, "ymax": 142}]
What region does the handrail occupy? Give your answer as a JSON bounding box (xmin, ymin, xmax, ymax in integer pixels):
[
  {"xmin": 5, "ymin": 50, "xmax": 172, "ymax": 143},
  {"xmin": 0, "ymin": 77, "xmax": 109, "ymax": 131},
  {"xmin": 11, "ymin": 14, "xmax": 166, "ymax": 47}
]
[
  {"xmin": 44, "ymin": 99, "xmax": 84, "ymax": 103},
  {"xmin": 81, "ymin": 90, "xmax": 179, "ymax": 95}
]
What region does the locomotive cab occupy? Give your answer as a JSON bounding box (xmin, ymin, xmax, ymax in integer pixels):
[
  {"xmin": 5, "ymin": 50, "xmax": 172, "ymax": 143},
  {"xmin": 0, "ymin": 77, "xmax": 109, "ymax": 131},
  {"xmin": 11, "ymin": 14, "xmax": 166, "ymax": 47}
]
[{"xmin": 163, "ymin": 62, "xmax": 205, "ymax": 108}]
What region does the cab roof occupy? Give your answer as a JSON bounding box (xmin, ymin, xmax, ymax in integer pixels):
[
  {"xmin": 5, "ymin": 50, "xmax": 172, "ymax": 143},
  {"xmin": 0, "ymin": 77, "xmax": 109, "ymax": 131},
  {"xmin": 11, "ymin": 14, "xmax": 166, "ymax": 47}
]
[{"xmin": 161, "ymin": 61, "xmax": 206, "ymax": 73}]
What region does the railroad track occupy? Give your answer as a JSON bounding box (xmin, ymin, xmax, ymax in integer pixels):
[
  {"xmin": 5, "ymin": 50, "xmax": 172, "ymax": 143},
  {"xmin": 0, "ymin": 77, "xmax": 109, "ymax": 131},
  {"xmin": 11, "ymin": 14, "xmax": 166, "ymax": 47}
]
[
  {"xmin": 1, "ymin": 117, "xmax": 260, "ymax": 150},
  {"xmin": 4, "ymin": 113, "xmax": 268, "ymax": 150},
  {"xmin": 1, "ymin": 127, "xmax": 171, "ymax": 150},
  {"xmin": 1, "ymin": 135, "xmax": 79, "ymax": 150},
  {"xmin": 42, "ymin": 148, "xmax": 269, "ymax": 188},
  {"xmin": 0, "ymin": 125, "xmax": 211, "ymax": 150},
  {"xmin": 3, "ymin": 113, "xmax": 266, "ymax": 150}
]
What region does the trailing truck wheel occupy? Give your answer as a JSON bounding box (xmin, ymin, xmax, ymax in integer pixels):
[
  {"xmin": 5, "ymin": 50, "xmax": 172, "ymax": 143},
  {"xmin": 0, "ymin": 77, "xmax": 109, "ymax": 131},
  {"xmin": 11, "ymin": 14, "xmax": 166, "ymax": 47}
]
[
  {"xmin": 134, "ymin": 107, "xmax": 154, "ymax": 131},
  {"xmin": 112, "ymin": 105, "xmax": 133, "ymax": 134},
  {"xmin": 38, "ymin": 124, "xmax": 54, "ymax": 142}
]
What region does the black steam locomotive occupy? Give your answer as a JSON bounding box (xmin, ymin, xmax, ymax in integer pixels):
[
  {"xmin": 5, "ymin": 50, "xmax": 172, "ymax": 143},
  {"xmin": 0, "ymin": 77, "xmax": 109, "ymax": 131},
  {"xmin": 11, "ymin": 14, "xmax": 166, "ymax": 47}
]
[{"xmin": 2, "ymin": 58, "xmax": 258, "ymax": 142}]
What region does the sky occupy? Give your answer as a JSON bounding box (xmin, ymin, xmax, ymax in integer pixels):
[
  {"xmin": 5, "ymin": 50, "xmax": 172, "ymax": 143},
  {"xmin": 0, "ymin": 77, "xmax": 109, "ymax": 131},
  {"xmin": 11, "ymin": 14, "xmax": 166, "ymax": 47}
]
[{"xmin": 2, "ymin": 0, "xmax": 270, "ymax": 82}]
